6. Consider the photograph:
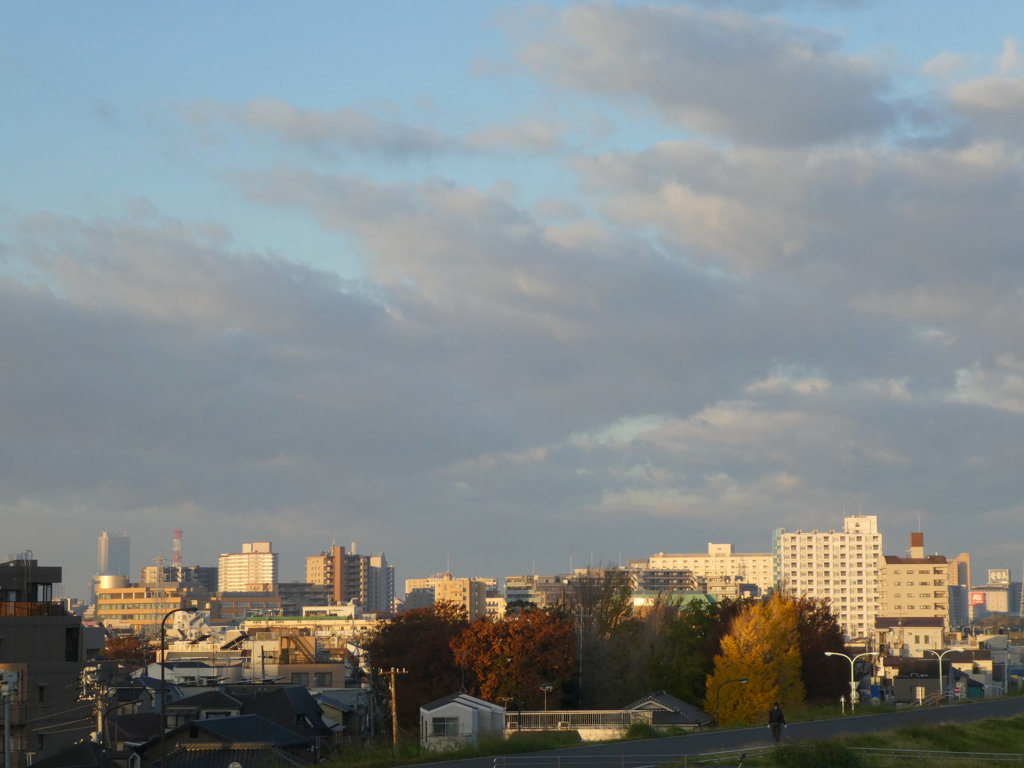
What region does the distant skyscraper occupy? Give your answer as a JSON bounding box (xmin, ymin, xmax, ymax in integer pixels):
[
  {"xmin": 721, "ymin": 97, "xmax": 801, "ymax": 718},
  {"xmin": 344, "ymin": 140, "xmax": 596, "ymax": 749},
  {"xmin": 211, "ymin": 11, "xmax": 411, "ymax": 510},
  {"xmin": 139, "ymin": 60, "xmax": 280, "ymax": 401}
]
[{"xmin": 97, "ymin": 530, "xmax": 130, "ymax": 577}]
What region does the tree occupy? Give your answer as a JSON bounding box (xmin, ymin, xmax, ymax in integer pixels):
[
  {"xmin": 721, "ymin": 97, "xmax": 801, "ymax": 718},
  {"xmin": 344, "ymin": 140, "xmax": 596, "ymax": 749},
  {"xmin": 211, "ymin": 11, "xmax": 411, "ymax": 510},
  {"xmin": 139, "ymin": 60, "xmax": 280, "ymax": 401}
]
[
  {"xmin": 102, "ymin": 635, "xmax": 148, "ymax": 668},
  {"xmin": 794, "ymin": 596, "xmax": 847, "ymax": 703},
  {"xmin": 450, "ymin": 607, "xmax": 574, "ymax": 710},
  {"xmin": 556, "ymin": 567, "xmax": 635, "ymax": 708},
  {"xmin": 704, "ymin": 595, "xmax": 805, "ymax": 725},
  {"xmin": 364, "ymin": 602, "xmax": 469, "ymax": 733}
]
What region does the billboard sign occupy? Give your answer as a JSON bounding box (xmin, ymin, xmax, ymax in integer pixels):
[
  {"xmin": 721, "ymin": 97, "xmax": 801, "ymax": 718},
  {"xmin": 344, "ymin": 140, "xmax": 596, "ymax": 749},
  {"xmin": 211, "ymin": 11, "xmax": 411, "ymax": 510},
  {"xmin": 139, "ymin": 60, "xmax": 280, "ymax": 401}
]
[{"xmin": 970, "ymin": 592, "xmax": 986, "ymax": 605}]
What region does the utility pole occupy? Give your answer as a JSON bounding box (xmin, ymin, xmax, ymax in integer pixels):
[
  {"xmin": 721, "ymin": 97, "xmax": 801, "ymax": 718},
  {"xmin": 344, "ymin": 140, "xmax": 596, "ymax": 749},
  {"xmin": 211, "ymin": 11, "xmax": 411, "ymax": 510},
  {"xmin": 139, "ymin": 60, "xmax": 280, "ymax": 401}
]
[
  {"xmin": 573, "ymin": 605, "xmax": 591, "ymax": 703},
  {"xmin": 379, "ymin": 667, "xmax": 406, "ymax": 747}
]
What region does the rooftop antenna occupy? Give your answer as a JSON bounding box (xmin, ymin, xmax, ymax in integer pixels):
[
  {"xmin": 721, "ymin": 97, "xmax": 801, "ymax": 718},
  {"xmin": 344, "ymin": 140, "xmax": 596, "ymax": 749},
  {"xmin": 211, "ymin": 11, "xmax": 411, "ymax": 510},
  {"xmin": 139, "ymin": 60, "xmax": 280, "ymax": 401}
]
[{"xmin": 447, "ymin": 553, "xmax": 450, "ymax": 574}]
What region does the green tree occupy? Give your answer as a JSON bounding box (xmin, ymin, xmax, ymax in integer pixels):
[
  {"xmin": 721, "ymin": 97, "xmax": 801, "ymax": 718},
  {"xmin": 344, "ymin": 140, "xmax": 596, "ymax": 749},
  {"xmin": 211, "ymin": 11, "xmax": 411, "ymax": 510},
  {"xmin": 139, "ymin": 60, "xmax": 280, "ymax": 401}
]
[{"xmin": 704, "ymin": 595, "xmax": 805, "ymax": 725}]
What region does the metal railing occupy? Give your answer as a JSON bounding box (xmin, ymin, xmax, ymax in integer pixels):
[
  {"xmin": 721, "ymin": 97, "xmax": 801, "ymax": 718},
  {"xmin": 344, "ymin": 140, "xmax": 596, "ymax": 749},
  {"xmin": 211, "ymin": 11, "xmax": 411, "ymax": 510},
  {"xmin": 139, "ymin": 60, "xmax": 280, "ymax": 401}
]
[
  {"xmin": 505, "ymin": 711, "xmax": 654, "ymax": 731},
  {"xmin": 852, "ymin": 748, "xmax": 1022, "ymax": 764},
  {"xmin": 0, "ymin": 602, "xmax": 66, "ymax": 617}
]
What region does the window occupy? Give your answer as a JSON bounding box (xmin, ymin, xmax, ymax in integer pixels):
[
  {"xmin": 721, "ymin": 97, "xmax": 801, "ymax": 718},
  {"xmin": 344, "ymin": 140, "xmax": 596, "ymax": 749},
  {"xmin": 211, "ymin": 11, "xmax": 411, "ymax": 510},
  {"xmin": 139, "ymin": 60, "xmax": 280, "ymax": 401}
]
[
  {"xmin": 314, "ymin": 672, "xmax": 333, "ymax": 687},
  {"xmin": 291, "ymin": 672, "xmax": 310, "ymax": 685},
  {"xmin": 432, "ymin": 717, "xmax": 460, "ymax": 737}
]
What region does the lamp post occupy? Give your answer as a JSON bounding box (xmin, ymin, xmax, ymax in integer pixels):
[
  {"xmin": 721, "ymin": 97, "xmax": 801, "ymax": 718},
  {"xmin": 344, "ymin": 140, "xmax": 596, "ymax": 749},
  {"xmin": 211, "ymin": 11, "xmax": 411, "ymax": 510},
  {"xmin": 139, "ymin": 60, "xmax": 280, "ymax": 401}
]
[
  {"xmin": 714, "ymin": 678, "xmax": 748, "ymax": 726},
  {"xmin": 539, "ymin": 684, "xmax": 553, "ymax": 712},
  {"xmin": 926, "ymin": 649, "xmax": 957, "ymax": 702},
  {"xmin": 159, "ymin": 607, "xmax": 196, "ymax": 766},
  {"xmin": 825, "ymin": 652, "xmax": 877, "ymax": 714}
]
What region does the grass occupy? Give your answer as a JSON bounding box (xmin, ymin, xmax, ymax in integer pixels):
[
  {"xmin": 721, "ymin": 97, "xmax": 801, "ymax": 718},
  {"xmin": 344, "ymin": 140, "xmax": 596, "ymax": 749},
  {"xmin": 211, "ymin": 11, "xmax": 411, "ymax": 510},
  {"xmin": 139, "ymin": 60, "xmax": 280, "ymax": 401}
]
[
  {"xmin": 320, "ymin": 708, "xmax": 1024, "ymax": 768},
  {"xmin": 742, "ymin": 715, "xmax": 1024, "ymax": 768},
  {"xmin": 321, "ymin": 730, "xmax": 583, "ymax": 768}
]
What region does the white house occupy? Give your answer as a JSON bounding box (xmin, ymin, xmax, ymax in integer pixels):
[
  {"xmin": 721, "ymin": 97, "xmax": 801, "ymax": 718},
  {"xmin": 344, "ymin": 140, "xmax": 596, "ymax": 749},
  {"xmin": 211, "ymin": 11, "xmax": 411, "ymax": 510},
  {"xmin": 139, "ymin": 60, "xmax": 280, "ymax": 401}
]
[{"xmin": 419, "ymin": 693, "xmax": 504, "ymax": 750}]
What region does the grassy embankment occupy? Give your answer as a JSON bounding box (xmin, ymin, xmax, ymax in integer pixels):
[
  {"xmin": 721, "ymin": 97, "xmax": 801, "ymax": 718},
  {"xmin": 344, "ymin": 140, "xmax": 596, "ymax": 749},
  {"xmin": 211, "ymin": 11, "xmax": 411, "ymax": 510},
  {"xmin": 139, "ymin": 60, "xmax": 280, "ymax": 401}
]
[{"xmin": 321, "ymin": 713, "xmax": 1024, "ymax": 768}]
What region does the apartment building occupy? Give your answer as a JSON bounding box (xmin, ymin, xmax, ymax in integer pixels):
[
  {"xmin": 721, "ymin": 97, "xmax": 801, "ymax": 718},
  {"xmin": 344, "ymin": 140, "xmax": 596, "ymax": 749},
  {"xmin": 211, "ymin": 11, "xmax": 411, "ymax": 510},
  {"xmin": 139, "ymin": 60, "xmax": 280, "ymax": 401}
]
[
  {"xmin": 877, "ymin": 533, "xmax": 949, "ymax": 621},
  {"xmin": 218, "ymin": 542, "xmax": 278, "ymax": 593},
  {"xmin": 503, "ymin": 574, "xmax": 567, "ymax": 608},
  {"xmin": 139, "ymin": 565, "xmax": 218, "ymax": 592},
  {"xmin": 435, "ymin": 575, "xmax": 488, "ymax": 621},
  {"xmin": 640, "ymin": 543, "xmax": 773, "ymax": 594},
  {"xmin": 402, "ymin": 572, "xmax": 490, "ymax": 619},
  {"xmin": 773, "ymin": 515, "xmax": 882, "ymax": 640},
  {"xmin": 306, "ymin": 544, "xmax": 395, "ymax": 614}
]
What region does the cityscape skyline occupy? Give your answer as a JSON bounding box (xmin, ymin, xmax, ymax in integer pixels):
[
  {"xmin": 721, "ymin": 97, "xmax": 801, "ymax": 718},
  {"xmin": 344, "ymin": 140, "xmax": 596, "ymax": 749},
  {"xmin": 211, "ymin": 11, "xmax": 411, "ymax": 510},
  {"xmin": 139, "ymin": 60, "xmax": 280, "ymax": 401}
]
[
  {"xmin": 30, "ymin": 516, "xmax": 1024, "ymax": 604},
  {"xmin": 4, "ymin": 3, "xmax": 1024, "ymax": 599}
]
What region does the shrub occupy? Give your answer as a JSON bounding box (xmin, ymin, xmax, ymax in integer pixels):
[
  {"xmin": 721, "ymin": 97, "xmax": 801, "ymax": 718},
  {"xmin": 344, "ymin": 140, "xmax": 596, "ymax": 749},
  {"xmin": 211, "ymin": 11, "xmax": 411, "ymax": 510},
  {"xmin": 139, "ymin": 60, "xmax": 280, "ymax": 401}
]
[
  {"xmin": 625, "ymin": 722, "xmax": 658, "ymax": 740},
  {"xmin": 768, "ymin": 741, "xmax": 864, "ymax": 768}
]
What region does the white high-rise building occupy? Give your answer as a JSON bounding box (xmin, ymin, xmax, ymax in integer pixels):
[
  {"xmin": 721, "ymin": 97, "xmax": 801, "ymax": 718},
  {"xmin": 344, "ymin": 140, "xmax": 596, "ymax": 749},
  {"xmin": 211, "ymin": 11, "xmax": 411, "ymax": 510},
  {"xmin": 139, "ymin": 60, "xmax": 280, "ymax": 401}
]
[
  {"xmin": 773, "ymin": 515, "xmax": 882, "ymax": 640},
  {"xmin": 218, "ymin": 541, "xmax": 278, "ymax": 593}
]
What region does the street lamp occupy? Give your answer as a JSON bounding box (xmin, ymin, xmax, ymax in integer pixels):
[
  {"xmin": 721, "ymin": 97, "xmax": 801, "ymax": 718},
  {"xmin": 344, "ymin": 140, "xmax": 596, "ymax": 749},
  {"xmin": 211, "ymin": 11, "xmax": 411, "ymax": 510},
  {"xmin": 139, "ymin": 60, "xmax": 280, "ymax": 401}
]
[
  {"xmin": 926, "ymin": 649, "xmax": 957, "ymax": 702},
  {"xmin": 159, "ymin": 607, "xmax": 196, "ymax": 766},
  {"xmin": 539, "ymin": 684, "xmax": 553, "ymax": 712},
  {"xmin": 825, "ymin": 652, "xmax": 877, "ymax": 714},
  {"xmin": 714, "ymin": 678, "xmax": 748, "ymax": 726}
]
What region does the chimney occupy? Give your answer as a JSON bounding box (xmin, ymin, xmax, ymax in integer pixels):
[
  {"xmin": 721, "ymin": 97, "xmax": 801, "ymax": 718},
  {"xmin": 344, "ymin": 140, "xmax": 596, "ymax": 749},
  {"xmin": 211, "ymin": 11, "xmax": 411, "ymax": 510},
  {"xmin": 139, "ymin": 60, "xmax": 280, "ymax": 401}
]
[{"xmin": 910, "ymin": 532, "xmax": 925, "ymax": 559}]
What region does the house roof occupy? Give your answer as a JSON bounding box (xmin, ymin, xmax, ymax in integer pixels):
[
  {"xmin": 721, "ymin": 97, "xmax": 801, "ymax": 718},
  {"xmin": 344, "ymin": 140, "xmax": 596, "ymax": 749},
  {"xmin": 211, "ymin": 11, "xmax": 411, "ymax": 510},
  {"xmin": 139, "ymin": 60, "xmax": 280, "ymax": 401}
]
[
  {"xmin": 242, "ymin": 686, "xmax": 332, "ymax": 735},
  {"xmin": 29, "ymin": 741, "xmax": 119, "ymax": 768},
  {"xmin": 108, "ymin": 712, "xmax": 162, "ymax": 743},
  {"xmin": 421, "ymin": 692, "xmax": 502, "ymax": 712},
  {"xmin": 160, "ymin": 742, "xmax": 309, "ymax": 768},
  {"xmin": 167, "ymin": 690, "xmax": 243, "ymax": 710},
  {"xmin": 622, "ymin": 692, "xmax": 712, "ymax": 724},
  {"xmin": 313, "ymin": 693, "xmax": 355, "ymax": 713},
  {"xmin": 164, "ymin": 714, "xmax": 311, "ymax": 749}
]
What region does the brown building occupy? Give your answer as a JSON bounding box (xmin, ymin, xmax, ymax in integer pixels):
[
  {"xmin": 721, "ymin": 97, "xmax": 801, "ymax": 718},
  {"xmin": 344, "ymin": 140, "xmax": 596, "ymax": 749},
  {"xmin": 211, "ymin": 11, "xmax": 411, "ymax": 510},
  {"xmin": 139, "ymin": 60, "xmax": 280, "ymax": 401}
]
[{"xmin": 306, "ymin": 545, "xmax": 394, "ymax": 613}]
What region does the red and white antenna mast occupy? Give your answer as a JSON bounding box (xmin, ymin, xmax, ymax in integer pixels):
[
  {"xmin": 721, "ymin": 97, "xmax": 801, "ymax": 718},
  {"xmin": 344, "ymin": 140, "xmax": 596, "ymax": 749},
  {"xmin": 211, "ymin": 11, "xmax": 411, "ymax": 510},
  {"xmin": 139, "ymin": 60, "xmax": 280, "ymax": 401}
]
[{"xmin": 173, "ymin": 529, "xmax": 183, "ymax": 566}]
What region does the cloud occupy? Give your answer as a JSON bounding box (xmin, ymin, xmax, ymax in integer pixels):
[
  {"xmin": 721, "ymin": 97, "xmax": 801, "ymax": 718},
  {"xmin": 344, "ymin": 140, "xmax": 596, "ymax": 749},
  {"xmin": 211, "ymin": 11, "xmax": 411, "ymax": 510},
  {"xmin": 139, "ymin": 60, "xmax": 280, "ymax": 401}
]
[
  {"xmin": 182, "ymin": 98, "xmax": 453, "ymax": 158},
  {"xmin": 948, "ymin": 75, "xmax": 1024, "ymax": 141},
  {"xmin": 181, "ymin": 98, "xmax": 572, "ymax": 158},
  {"xmin": 517, "ymin": 3, "xmax": 895, "ymax": 146},
  {"xmin": 949, "ymin": 355, "xmax": 1024, "ymax": 415}
]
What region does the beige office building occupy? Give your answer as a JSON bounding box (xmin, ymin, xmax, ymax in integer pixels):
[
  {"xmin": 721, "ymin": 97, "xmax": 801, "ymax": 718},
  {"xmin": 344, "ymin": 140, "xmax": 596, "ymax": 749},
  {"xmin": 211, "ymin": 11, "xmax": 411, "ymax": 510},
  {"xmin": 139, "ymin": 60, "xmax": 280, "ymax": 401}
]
[
  {"xmin": 774, "ymin": 515, "xmax": 883, "ymax": 640},
  {"xmin": 877, "ymin": 532, "xmax": 949, "ymax": 623}
]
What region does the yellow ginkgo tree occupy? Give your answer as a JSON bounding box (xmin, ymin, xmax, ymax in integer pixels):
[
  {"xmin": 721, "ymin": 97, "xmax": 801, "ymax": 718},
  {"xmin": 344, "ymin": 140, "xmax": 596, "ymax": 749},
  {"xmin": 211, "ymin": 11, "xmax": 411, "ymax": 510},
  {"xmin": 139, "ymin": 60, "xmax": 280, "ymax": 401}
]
[{"xmin": 704, "ymin": 594, "xmax": 805, "ymax": 725}]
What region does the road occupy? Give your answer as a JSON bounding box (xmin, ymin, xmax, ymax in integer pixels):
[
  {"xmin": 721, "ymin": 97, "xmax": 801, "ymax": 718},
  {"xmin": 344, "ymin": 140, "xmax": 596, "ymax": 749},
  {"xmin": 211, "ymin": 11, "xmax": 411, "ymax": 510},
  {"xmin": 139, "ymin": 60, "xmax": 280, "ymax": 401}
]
[{"xmin": 412, "ymin": 697, "xmax": 1024, "ymax": 768}]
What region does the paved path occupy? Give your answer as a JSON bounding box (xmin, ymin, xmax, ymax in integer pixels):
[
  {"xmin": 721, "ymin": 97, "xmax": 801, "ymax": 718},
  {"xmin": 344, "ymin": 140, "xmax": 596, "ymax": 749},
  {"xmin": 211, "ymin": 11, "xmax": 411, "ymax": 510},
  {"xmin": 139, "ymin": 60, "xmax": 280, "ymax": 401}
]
[{"xmin": 412, "ymin": 697, "xmax": 1024, "ymax": 768}]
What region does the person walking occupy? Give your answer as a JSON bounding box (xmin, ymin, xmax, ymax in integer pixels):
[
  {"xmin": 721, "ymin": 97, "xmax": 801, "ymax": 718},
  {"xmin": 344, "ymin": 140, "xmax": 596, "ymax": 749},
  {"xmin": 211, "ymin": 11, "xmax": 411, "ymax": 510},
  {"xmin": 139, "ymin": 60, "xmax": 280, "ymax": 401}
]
[{"xmin": 768, "ymin": 703, "xmax": 786, "ymax": 744}]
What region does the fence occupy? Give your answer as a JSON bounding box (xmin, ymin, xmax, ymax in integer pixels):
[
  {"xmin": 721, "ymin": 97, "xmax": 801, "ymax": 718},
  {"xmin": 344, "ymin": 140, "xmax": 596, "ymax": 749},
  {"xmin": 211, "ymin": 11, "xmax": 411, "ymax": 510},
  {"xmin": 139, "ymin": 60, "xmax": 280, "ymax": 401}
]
[{"xmin": 504, "ymin": 710, "xmax": 654, "ymax": 731}]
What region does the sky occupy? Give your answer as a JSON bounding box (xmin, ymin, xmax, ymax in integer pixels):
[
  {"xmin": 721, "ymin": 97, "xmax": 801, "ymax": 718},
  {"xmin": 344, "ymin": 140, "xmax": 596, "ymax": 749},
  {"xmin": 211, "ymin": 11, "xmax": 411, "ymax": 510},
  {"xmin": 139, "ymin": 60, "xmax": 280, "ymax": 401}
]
[{"xmin": 3, "ymin": 1, "xmax": 1024, "ymax": 601}]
